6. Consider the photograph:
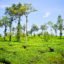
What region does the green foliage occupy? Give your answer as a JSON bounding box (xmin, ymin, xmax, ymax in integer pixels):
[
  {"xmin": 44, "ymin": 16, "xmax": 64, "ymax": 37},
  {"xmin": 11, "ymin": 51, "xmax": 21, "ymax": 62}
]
[
  {"xmin": 0, "ymin": 2, "xmax": 64, "ymax": 64},
  {"xmin": 43, "ymin": 32, "xmax": 50, "ymax": 42},
  {"xmin": 31, "ymin": 24, "xmax": 39, "ymax": 36},
  {"xmin": 52, "ymin": 24, "xmax": 58, "ymax": 36},
  {"xmin": 0, "ymin": 36, "xmax": 64, "ymax": 64},
  {"xmin": 40, "ymin": 24, "xmax": 47, "ymax": 33},
  {"xmin": 57, "ymin": 15, "xmax": 64, "ymax": 39}
]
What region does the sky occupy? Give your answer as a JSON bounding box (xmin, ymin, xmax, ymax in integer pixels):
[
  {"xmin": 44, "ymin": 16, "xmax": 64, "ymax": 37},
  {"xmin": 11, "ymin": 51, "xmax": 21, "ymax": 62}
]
[{"xmin": 0, "ymin": 0, "xmax": 64, "ymax": 35}]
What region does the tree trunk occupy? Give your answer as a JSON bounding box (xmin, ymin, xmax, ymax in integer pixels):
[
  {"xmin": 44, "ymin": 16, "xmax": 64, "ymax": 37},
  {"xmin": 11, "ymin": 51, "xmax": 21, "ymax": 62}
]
[
  {"xmin": 4, "ymin": 25, "xmax": 7, "ymax": 41},
  {"xmin": 17, "ymin": 16, "xmax": 21, "ymax": 42},
  {"xmin": 55, "ymin": 30, "xmax": 57, "ymax": 37},
  {"xmin": 9, "ymin": 21, "xmax": 12, "ymax": 41},
  {"xmin": 60, "ymin": 31, "xmax": 62, "ymax": 39},
  {"xmin": 25, "ymin": 15, "xmax": 28, "ymax": 43}
]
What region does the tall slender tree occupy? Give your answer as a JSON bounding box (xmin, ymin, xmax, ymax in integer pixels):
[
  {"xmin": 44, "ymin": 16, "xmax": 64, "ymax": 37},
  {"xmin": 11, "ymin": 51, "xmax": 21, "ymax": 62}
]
[
  {"xmin": 5, "ymin": 3, "xmax": 27, "ymax": 42},
  {"xmin": 40, "ymin": 24, "xmax": 47, "ymax": 34},
  {"xmin": 57, "ymin": 15, "xmax": 63, "ymax": 39},
  {"xmin": 24, "ymin": 4, "xmax": 36, "ymax": 42},
  {"xmin": 52, "ymin": 24, "xmax": 58, "ymax": 36},
  {"xmin": 9, "ymin": 17, "xmax": 14, "ymax": 41},
  {"xmin": 31, "ymin": 24, "xmax": 39, "ymax": 36},
  {"xmin": 6, "ymin": 3, "xmax": 36, "ymax": 42},
  {"xmin": 1, "ymin": 16, "xmax": 10, "ymax": 41},
  {"xmin": 48, "ymin": 21, "xmax": 53, "ymax": 34},
  {"xmin": 5, "ymin": 4, "xmax": 17, "ymax": 41}
]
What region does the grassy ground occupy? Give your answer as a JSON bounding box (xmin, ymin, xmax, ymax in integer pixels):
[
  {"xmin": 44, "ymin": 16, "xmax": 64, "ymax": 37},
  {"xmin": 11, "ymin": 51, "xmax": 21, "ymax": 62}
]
[{"xmin": 0, "ymin": 36, "xmax": 64, "ymax": 64}]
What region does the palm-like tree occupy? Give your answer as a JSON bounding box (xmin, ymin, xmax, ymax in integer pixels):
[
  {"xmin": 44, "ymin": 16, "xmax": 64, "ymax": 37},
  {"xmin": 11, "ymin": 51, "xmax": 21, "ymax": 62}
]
[
  {"xmin": 31, "ymin": 24, "xmax": 39, "ymax": 36},
  {"xmin": 40, "ymin": 24, "xmax": 47, "ymax": 34},
  {"xmin": 52, "ymin": 24, "xmax": 58, "ymax": 36},
  {"xmin": 9, "ymin": 17, "xmax": 14, "ymax": 41},
  {"xmin": 48, "ymin": 21, "xmax": 53, "ymax": 34},
  {"xmin": 6, "ymin": 3, "xmax": 36, "ymax": 42},
  {"xmin": 24, "ymin": 4, "xmax": 36, "ymax": 42},
  {"xmin": 5, "ymin": 3, "xmax": 27, "ymax": 42},
  {"xmin": 29, "ymin": 28, "xmax": 33, "ymax": 36},
  {"xmin": 5, "ymin": 4, "xmax": 17, "ymax": 41},
  {"xmin": 57, "ymin": 15, "xmax": 63, "ymax": 39},
  {"xmin": 1, "ymin": 16, "xmax": 10, "ymax": 41}
]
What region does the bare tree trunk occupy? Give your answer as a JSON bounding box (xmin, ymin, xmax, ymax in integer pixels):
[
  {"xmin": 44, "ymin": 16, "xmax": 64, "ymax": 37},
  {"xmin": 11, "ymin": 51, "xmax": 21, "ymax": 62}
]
[
  {"xmin": 17, "ymin": 16, "xmax": 21, "ymax": 42},
  {"xmin": 4, "ymin": 25, "xmax": 7, "ymax": 41},
  {"xmin": 55, "ymin": 30, "xmax": 57, "ymax": 37},
  {"xmin": 60, "ymin": 31, "xmax": 62, "ymax": 39},
  {"xmin": 9, "ymin": 21, "xmax": 12, "ymax": 41},
  {"xmin": 25, "ymin": 15, "xmax": 28, "ymax": 43}
]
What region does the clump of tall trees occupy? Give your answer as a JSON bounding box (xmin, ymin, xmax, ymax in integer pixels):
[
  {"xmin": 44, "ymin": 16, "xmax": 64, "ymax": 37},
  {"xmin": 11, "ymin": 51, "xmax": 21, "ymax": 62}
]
[
  {"xmin": 0, "ymin": 3, "xmax": 36, "ymax": 42},
  {"xmin": 5, "ymin": 3, "xmax": 29, "ymax": 42},
  {"xmin": 0, "ymin": 3, "xmax": 64, "ymax": 42}
]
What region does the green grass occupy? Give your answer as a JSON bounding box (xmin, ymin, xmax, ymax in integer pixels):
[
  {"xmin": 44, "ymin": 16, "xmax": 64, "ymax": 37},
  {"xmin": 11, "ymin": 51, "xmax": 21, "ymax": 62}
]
[{"xmin": 0, "ymin": 36, "xmax": 64, "ymax": 64}]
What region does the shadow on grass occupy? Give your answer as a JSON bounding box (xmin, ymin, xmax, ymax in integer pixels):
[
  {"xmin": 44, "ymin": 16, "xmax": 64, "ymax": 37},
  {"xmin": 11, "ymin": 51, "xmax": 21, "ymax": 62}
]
[{"xmin": 0, "ymin": 58, "xmax": 11, "ymax": 64}]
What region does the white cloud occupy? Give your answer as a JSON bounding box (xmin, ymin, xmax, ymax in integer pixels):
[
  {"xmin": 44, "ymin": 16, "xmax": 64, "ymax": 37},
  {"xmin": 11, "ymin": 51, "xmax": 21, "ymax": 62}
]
[{"xmin": 43, "ymin": 12, "xmax": 51, "ymax": 18}]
